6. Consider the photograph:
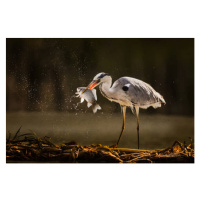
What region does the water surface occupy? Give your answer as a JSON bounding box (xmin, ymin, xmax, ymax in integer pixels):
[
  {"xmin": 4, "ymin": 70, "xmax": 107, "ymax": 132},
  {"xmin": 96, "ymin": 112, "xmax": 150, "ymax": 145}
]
[{"xmin": 6, "ymin": 112, "xmax": 194, "ymax": 150}]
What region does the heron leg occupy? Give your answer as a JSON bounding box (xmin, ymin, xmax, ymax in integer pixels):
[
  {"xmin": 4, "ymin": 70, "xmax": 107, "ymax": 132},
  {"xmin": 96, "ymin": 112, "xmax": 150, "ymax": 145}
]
[
  {"xmin": 135, "ymin": 106, "xmax": 140, "ymax": 149},
  {"xmin": 115, "ymin": 106, "xmax": 126, "ymax": 147}
]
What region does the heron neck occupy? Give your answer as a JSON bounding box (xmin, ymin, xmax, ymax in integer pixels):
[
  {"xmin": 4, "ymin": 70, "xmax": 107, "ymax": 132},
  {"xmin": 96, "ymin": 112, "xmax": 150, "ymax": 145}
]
[{"xmin": 99, "ymin": 79, "xmax": 113, "ymax": 100}]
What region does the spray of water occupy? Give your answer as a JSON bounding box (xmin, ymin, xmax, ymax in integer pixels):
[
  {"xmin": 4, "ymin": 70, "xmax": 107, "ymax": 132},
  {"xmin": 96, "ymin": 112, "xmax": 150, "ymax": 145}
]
[
  {"xmin": 73, "ymin": 102, "xmax": 80, "ymax": 109},
  {"xmin": 69, "ymin": 94, "xmax": 77, "ymax": 103}
]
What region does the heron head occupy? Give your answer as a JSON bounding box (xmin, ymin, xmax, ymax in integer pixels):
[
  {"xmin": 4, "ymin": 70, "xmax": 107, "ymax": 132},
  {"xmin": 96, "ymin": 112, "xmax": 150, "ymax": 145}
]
[{"xmin": 82, "ymin": 72, "xmax": 110, "ymax": 94}]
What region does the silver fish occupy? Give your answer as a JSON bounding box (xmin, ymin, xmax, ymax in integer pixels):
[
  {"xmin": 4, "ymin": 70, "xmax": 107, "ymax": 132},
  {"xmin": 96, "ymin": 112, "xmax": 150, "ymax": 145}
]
[{"xmin": 76, "ymin": 87, "xmax": 101, "ymax": 113}]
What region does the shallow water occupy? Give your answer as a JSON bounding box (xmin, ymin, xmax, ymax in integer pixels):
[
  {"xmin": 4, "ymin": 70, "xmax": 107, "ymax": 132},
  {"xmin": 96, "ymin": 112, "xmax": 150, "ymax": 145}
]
[{"xmin": 6, "ymin": 112, "xmax": 194, "ymax": 150}]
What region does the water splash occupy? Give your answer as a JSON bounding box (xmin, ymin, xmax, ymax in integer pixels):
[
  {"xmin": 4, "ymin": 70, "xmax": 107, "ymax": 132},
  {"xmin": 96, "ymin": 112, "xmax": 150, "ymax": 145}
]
[
  {"xmin": 73, "ymin": 102, "xmax": 80, "ymax": 110},
  {"xmin": 69, "ymin": 94, "xmax": 77, "ymax": 103}
]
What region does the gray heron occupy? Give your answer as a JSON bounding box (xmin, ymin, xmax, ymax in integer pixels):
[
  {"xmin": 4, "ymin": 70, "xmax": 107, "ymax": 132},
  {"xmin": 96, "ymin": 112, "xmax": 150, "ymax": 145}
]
[{"xmin": 82, "ymin": 72, "xmax": 166, "ymax": 149}]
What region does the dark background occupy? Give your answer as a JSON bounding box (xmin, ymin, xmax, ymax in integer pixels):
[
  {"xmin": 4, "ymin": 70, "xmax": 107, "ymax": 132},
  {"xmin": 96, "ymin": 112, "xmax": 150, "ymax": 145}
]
[{"xmin": 6, "ymin": 38, "xmax": 194, "ymax": 115}]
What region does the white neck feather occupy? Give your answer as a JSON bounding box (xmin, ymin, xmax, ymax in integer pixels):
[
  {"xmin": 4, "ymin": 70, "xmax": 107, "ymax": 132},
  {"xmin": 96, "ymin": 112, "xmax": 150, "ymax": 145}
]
[{"xmin": 99, "ymin": 77, "xmax": 114, "ymax": 100}]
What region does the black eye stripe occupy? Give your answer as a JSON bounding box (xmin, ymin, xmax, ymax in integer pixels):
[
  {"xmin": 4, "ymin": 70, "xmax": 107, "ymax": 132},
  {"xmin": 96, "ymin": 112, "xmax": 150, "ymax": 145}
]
[{"xmin": 98, "ymin": 73, "xmax": 109, "ymax": 79}]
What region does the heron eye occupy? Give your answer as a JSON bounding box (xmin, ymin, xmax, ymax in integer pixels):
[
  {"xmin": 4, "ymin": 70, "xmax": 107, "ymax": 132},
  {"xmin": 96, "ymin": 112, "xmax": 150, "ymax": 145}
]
[{"xmin": 122, "ymin": 86, "xmax": 129, "ymax": 91}]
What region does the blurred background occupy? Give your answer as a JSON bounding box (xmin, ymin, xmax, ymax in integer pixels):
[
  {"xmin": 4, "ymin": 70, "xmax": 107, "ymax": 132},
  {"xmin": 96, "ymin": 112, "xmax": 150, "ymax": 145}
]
[{"xmin": 6, "ymin": 38, "xmax": 194, "ymax": 149}]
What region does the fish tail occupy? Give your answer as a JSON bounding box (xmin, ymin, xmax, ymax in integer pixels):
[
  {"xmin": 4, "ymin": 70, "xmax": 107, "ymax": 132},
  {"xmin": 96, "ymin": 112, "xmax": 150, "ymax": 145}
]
[
  {"xmin": 92, "ymin": 103, "xmax": 101, "ymax": 113},
  {"xmin": 87, "ymin": 102, "xmax": 92, "ymax": 108}
]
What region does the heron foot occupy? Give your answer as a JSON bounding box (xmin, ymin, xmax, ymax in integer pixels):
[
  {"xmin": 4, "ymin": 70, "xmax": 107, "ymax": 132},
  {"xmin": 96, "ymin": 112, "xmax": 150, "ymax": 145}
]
[{"xmin": 110, "ymin": 144, "xmax": 118, "ymax": 148}]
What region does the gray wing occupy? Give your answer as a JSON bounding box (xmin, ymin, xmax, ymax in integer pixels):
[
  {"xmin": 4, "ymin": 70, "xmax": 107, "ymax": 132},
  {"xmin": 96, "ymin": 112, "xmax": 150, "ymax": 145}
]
[{"xmin": 112, "ymin": 77, "xmax": 166, "ymax": 106}]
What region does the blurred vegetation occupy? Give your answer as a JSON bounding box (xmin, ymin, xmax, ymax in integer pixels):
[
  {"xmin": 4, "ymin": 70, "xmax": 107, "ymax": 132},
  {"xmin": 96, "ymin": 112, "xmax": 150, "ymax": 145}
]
[{"xmin": 6, "ymin": 38, "xmax": 194, "ymax": 115}]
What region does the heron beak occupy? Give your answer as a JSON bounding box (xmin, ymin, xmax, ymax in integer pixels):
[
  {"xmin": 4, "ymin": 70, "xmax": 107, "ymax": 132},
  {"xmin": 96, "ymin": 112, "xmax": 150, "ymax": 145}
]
[{"xmin": 81, "ymin": 80, "xmax": 99, "ymax": 94}]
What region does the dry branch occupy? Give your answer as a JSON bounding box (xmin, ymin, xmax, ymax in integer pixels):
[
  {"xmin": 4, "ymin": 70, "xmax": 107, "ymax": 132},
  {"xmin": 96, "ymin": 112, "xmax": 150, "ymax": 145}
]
[{"xmin": 6, "ymin": 129, "xmax": 194, "ymax": 163}]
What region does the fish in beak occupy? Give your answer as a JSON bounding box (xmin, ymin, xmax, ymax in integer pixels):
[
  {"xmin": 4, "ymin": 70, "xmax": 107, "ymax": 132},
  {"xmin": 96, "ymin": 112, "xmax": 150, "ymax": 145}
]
[{"xmin": 81, "ymin": 80, "xmax": 100, "ymax": 94}]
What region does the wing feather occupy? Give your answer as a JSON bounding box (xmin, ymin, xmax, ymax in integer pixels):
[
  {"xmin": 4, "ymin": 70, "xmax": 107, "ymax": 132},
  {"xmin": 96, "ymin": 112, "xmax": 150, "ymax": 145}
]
[{"xmin": 112, "ymin": 77, "xmax": 165, "ymax": 106}]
